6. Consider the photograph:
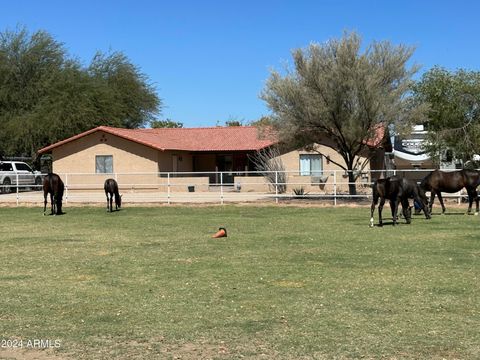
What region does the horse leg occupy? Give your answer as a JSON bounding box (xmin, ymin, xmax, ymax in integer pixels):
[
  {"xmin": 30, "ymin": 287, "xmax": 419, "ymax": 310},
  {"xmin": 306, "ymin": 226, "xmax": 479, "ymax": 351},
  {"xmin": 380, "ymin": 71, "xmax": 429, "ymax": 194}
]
[
  {"xmin": 419, "ymin": 196, "xmax": 431, "ymax": 219},
  {"xmin": 378, "ymin": 198, "xmax": 386, "ymax": 227},
  {"xmin": 466, "ymin": 188, "xmax": 474, "ymax": 214},
  {"xmin": 466, "ymin": 188, "xmax": 479, "ymax": 215},
  {"xmin": 106, "ymin": 193, "xmax": 110, "ymax": 212},
  {"xmin": 57, "ymin": 199, "xmax": 62, "ymax": 215},
  {"xmin": 51, "ymin": 193, "xmax": 56, "ymax": 215},
  {"xmin": 109, "ymin": 194, "xmax": 113, "ymax": 212},
  {"xmin": 43, "ymin": 192, "xmax": 48, "ymax": 216},
  {"xmin": 437, "ymin": 192, "xmax": 446, "ymax": 214},
  {"xmin": 370, "ymin": 198, "xmax": 378, "ymax": 227},
  {"xmin": 389, "ymin": 200, "xmax": 396, "ymax": 220},
  {"xmin": 429, "ymin": 191, "xmax": 436, "ymax": 214},
  {"xmin": 392, "ymin": 198, "xmax": 400, "ymax": 226},
  {"xmin": 401, "ymin": 198, "xmax": 411, "ymax": 224},
  {"xmin": 474, "ymin": 189, "xmax": 479, "ymax": 215}
]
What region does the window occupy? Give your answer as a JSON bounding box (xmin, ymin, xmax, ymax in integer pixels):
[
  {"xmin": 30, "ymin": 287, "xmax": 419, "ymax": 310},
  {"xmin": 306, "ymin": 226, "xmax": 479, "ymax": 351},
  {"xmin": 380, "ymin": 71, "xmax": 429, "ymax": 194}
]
[
  {"xmin": 15, "ymin": 163, "xmax": 33, "ymax": 172},
  {"xmin": 0, "ymin": 163, "xmax": 13, "ymax": 171},
  {"xmin": 299, "ymin": 154, "xmax": 322, "ymax": 176},
  {"xmin": 96, "ymin": 155, "xmax": 113, "ymax": 173}
]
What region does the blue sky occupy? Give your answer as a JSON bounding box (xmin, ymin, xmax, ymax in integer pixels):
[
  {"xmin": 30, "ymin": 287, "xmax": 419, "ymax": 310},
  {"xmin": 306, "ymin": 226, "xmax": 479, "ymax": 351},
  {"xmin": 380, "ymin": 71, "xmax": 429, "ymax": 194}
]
[{"xmin": 1, "ymin": 0, "xmax": 479, "ymax": 127}]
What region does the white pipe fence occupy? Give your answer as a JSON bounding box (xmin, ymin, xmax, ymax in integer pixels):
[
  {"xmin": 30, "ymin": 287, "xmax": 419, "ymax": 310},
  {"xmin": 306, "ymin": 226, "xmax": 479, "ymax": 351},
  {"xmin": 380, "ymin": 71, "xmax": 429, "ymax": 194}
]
[{"xmin": 0, "ymin": 169, "xmax": 469, "ymax": 205}]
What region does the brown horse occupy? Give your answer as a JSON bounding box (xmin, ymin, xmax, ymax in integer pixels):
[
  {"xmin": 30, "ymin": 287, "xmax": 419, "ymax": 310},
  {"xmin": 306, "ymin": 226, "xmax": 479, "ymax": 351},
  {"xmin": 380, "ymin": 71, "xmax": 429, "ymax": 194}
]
[
  {"xmin": 370, "ymin": 176, "xmax": 430, "ymax": 227},
  {"xmin": 43, "ymin": 173, "xmax": 64, "ymax": 215},
  {"xmin": 104, "ymin": 178, "xmax": 122, "ymax": 212},
  {"xmin": 420, "ymin": 170, "xmax": 480, "ymax": 215}
]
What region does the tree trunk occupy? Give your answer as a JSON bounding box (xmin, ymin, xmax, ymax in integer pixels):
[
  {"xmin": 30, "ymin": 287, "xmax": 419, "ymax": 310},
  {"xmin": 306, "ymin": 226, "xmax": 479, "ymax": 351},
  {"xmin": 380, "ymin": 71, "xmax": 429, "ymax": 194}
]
[
  {"xmin": 344, "ymin": 155, "xmax": 358, "ymax": 196},
  {"xmin": 347, "ymin": 170, "xmax": 357, "ymax": 196}
]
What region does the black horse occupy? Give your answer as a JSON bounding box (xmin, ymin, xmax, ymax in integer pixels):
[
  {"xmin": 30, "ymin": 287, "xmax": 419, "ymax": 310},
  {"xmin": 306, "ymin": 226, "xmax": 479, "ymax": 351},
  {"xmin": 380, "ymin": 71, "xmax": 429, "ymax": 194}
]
[
  {"xmin": 104, "ymin": 178, "xmax": 122, "ymax": 212},
  {"xmin": 420, "ymin": 169, "xmax": 480, "ymax": 215},
  {"xmin": 43, "ymin": 173, "xmax": 64, "ymax": 215},
  {"xmin": 370, "ymin": 176, "xmax": 430, "ymax": 227}
]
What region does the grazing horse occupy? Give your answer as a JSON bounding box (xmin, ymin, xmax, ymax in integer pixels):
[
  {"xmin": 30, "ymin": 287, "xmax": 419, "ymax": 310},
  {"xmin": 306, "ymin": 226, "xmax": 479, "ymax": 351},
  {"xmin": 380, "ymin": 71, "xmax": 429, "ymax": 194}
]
[
  {"xmin": 420, "ymin": 169, "xmax": 480, "ymax": 215},
  {"xmin": 370, "ymin": 176, "xmax": 431, "ymax": 227},
  {"xmin": 104, "ymin": 178, "xmax": 122, "ymax": 212},
  {"xmin": 43, "ymin": 173, "xmax": 64, "ymax": 215}
]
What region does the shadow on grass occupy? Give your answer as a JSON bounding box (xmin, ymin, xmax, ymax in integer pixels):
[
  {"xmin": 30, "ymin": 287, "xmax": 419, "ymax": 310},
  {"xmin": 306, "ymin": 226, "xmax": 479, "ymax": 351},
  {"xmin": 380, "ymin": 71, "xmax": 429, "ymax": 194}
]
[
  {"xmin": 429, "ymin": 212, "xmax": 467, "ymax": 216},
  {"xmin": 371, "ymin": 220, "xmax": 413, "ymax": 227}
]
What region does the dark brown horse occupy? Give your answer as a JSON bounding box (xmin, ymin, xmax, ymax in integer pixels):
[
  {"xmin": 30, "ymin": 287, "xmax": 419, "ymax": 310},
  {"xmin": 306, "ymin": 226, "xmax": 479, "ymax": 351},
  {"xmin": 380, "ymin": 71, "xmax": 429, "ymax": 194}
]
[
  {"xmin": 104, "ymin": 178, "xmax": 122, "ymax": 212},
  {"xmin": 43, "ymin": 173, "xmax": 64, "ymax": 215},
  {"xmin": 420, "ymin": 169, "xmax": 480, "ymax": 215},
  {"xmin": 370, "ymin": 176, "xmax": 430, "ymax": 227}
]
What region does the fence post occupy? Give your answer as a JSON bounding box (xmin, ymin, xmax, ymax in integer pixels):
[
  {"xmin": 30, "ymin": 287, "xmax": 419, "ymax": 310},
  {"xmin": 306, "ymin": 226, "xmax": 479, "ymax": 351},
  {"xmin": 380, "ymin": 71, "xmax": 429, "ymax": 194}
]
[
  {"xmin": 65, "ymin": 173, "xmax": 68, "ymax": 204},
  {"xmin": 220, "ymin": 172, "xmax": 224, "ymax": 205},
  {"xmin": 167, "ymin": 172, "xmax": 171, "ymax": 205},
  {"xmin": 333, "ymin": 171, "xmax": 337, "ymax": 206},
  {"xmin": 16, "ymin": 173, "xmax": 19, "ymax": 206},
  {"xmin": 275, "ymin": 171, "xmax": 279, "ymax": 204}
]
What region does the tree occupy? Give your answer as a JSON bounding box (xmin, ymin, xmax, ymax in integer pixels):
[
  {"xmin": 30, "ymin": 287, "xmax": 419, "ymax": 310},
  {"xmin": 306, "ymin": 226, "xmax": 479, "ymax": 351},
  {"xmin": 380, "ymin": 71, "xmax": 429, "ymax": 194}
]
[
  {"xmin": 150, "ymin": 119, "xmax": 184, "ymax": 128},
  {"xmin": 261, "ymin": 32, "xmax": 420, "ymax": 195},
  {"xmin": 222, "ymin": 116, "xmax": 245, "ymax": 127},
  {"xmin": 0, "ymin": 26, "xmax": 161, "ymax": 160},
  {"xmin": 225, "ymin": 120, "xmax": 243, "ymax": 126},
  {"xmin": 88, "ymin": 51, "xmax": 160, "ymax": 129},
  {"xmin": 249, "ymin": 116, "xmax": 273, "ymax": 127},
  {"xmin": 0, "ymin": 27, "xmax": 67, "ymax": 157},
  {"xmin": 412, "ymin": 66, "xmax": 480, "ymax": 164}
]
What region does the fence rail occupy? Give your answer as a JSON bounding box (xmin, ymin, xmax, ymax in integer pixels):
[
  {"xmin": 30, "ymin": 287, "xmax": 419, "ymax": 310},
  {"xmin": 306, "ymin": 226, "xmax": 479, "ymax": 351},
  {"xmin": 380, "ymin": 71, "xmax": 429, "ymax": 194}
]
[{"xmin": 0, "ymin": 169, "xmax": 468, "ymax": 206}]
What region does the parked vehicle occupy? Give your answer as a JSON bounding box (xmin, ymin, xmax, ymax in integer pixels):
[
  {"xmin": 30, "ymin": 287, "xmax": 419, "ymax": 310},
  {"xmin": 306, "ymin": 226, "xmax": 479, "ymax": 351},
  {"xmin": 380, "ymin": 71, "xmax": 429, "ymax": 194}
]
[{"xmin": 0, "ymin": 161, "xmax": 44, "ymax": 194}]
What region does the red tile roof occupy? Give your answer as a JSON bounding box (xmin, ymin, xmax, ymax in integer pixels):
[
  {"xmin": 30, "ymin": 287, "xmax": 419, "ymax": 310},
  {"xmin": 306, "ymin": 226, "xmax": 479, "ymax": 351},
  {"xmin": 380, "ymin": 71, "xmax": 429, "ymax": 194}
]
[{"xmin": 38, "ymin": 126, "xmax": 277, "ymax": 154}]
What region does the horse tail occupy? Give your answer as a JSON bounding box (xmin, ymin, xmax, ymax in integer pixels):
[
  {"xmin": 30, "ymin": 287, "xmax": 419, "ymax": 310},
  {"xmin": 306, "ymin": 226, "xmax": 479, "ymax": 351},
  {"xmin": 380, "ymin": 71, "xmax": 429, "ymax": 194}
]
[
  {"xmin": 114, "ymin": 181, "xmax": 121, "ymax": 208},
  {"xmin": 58, "ymin": 176, "xmax": 65, "ymax": 198},
  {"xmin": 48, "ymin": 174, "xmax": 56, "ymax": 195}
]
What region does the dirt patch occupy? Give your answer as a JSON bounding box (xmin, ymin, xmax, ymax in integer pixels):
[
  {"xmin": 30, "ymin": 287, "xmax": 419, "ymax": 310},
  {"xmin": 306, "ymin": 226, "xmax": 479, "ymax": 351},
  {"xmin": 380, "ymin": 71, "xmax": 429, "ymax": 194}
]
[
  {"xmin": 0, "ymin": 348, "xmax": 70, "ymax": 360},
  {"xmin": 160, "ymin": 342, "xmax": 229, "ymax": 359}
]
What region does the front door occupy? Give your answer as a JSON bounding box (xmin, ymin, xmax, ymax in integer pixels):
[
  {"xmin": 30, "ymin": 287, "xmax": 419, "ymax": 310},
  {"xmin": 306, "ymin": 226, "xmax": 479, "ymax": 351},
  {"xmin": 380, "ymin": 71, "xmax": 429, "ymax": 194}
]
[{"xmin": 216, "ymin": 155, "xmax": 234, "ymax": 185}]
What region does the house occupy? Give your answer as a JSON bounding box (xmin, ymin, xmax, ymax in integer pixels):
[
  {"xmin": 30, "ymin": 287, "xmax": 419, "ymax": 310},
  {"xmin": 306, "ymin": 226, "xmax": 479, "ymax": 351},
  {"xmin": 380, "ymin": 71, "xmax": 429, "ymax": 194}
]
[
  {"xmin": 268, "ymin": 125, "xmax": 390, "ymax": 194},
  {"xmin": 37, "ymin": 126, "xmax": 277, "ymax": 190},
  {"xmin": 37, "ymin": 125, "xmax": 390, "ymax": 193}
]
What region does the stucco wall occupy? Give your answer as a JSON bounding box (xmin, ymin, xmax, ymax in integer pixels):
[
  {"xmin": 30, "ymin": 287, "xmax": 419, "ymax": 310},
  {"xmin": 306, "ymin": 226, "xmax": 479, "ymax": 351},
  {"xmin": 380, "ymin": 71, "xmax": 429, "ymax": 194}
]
[
  {"xmin": 274, "ymin": 144, "xmax": 373, "ymax": 193},
  {"xmin": 52, "ymin": 131, "xmax": 158, "ymax": 188},
  {"xmin": 157, "ymin": 151, "xmax": 193, "ymax": 173},
  {"xmin": 53, "ymin": 131, "xmax": 159, "ymax": 174}
]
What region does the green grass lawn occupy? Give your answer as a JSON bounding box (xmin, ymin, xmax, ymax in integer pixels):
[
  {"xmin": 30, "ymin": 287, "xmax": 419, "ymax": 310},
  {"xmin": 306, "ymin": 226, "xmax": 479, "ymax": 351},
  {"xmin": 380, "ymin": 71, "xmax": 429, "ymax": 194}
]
[{"xmin": 0, "ymin": 205, "xmax": 478, "ymax": 359}]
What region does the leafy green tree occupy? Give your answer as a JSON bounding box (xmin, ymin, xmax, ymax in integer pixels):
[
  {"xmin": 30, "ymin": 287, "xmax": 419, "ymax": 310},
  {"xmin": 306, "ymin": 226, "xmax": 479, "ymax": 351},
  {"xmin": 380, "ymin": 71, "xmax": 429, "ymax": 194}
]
[
  {"xmin": 412, "ymin": 66, "xmax": 480, "ymax": 164},
  {"xmin": 0, "ymin": 26, "xmax": 161, "ymax": 160},
  {"xmin": 88, "ymin": 51, "xmax": 160, "ymax": 129},
  {"xmin": 261, "ymin": 32, "xmax": 420, "ymax": 194},
  {"xmin": 0, "ymin": 27, "xmax": 67, "ymax": 156},
  {"xmin": 150, "ymin": 119, "xmax": 184, "ymax": 128},
  {"xmin": 225, "ymin": 120, "xmax": 243, "ymax": 127},
  {"xmin": 250, "ymin": 116, "xmax": 273, "ymax": 127}
]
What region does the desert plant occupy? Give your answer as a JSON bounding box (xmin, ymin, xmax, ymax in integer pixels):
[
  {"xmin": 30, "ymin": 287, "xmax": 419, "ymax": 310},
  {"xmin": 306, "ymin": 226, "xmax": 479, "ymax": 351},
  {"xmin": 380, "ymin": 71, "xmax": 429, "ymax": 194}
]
[
  {"xmin": 249, "ymin": 146, "xmax": 287, "ymax": 193},
  {"xmin": 292, "ymin": 187, "xmax": 309, "ymax": 197}
]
